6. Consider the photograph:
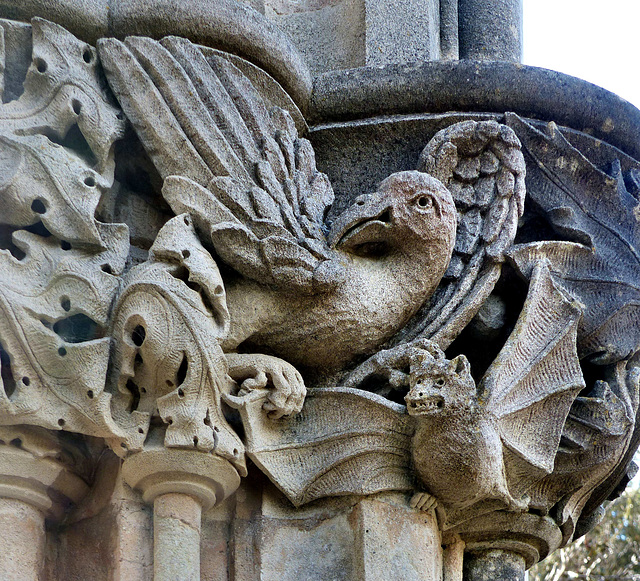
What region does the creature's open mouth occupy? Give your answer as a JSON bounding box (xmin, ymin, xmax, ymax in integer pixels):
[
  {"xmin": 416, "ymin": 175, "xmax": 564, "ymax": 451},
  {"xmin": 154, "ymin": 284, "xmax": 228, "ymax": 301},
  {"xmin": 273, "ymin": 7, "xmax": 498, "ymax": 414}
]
[
  {"xmin": 334, "ymin": 208, "xmax": 392, "ymax": 255},
  {"xmin": 339, "ymin": 218, "xmax": 389, "ymax": 244},
  {"xmin": 405, "ymin": 395, "xmax": 445, "ymax": 415}
]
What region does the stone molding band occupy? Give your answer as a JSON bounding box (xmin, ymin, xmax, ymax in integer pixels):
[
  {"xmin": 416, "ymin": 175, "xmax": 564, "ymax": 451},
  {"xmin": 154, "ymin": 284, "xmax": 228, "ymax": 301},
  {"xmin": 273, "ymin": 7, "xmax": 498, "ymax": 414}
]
[
  {"xmin": 311, "ymin": 60, "xmax": 640, "ymax": 161},
  {"xmin": 0, "ymin": 0, "xmax": 312, "ymax": 106}
]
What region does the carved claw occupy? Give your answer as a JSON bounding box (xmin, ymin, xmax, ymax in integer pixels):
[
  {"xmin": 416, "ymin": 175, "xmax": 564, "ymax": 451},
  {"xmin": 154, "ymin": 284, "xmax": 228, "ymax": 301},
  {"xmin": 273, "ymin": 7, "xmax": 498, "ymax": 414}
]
[
  {"xmin": 341, "ymin": 338, "xmax": 443, "ymax": 395},
  {"xmin": 225, "ymin": 353, "xmax": 306, "ymax": 419},
  {"xmin": 410, "ymin": 491, "xmax": 438, "ymax": 512}
]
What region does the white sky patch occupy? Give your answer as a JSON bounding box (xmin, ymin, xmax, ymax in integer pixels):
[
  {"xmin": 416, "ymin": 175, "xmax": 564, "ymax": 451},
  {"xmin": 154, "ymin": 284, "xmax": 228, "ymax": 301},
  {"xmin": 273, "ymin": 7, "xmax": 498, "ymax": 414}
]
[{"xmin": 523, "ymin": 0, "xmax": 640, "ymax": 109}]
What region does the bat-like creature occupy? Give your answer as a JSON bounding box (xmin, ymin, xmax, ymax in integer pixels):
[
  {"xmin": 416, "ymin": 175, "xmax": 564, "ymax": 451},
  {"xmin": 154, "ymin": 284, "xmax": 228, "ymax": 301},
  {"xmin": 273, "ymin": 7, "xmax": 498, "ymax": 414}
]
[{"xmin": 235, "ymin": 263, "xmax": 586, "ymax": 526}]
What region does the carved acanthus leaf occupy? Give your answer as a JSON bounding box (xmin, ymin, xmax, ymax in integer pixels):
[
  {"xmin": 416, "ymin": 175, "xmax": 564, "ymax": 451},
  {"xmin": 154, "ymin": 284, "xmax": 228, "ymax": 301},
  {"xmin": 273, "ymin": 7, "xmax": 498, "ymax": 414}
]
[
  {"xmin": 109, "ymin": 215, "xmax": 246, "ymax": 473},
  {"xmin": 507, "ymin": 114, "xmax": 640, "ymax": 364},
  {"xmin": 0, "ymin": 18, "xmax": 125, "ymax": 247},
  {"xmin": 0, "ymin": 19, "xmax": 142, "ymax": 447}
]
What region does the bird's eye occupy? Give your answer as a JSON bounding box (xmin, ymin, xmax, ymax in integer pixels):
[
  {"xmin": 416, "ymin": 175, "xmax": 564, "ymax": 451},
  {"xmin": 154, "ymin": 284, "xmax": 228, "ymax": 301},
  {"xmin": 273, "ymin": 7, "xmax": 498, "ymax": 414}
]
[{"xmin": 416, "ymin": 196, "xmax": 432, "ymax": 208}]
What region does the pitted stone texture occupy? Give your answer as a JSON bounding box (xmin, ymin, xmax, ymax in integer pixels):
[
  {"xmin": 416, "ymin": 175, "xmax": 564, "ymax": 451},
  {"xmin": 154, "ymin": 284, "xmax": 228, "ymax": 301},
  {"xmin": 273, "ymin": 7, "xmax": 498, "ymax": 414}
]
[
  {"xmin": 0, "ymin": 0, "xmax": 312, "ymax": 107},
  {"xmin": 463, "ymin": 550, "xmax": 525, "ymax": 581},
  {"xmin": 458, "ymin": 0, "xmax": 522, "ymax": 62},
  {"xmin": 363, "ymin": 0, "xmax": 440, "ymax": 67},
  {"xmin": 267, "ymin": 0, "xmax": 442, "ymax": 73}
]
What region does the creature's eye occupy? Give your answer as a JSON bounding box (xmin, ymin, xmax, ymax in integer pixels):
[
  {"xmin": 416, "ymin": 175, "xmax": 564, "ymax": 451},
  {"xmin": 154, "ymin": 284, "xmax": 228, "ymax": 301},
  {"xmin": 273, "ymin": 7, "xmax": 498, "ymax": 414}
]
[
  {"xmin": 435, "ymin": 378, "xmax": 445, "ymax": 387},
  {"xmin": 416, "ymin": 195, "xmax": 433, "ymax": 209}
]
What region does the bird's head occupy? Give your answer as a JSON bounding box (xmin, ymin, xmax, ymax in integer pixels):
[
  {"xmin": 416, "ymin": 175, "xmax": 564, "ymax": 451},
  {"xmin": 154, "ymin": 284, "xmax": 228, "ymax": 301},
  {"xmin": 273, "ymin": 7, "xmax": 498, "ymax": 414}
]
[{"xmin": 327, "ymin": 171, "xmax": 457, "ymax": 259}]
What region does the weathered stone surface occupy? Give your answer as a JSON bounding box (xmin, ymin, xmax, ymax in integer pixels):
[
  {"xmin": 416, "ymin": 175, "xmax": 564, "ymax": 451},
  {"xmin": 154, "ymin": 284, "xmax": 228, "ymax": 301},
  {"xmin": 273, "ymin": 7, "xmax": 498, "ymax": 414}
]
[
  {"xmin": 458, "ymin": 0, "xmax": 522, "ymax": 62},
  {"xmin": 310, "ymin": 62, "xmax": 640, "ymax": 162},
  {"xmin": 0, "ymin": 5, "xmax": 638, "ymax": 581},
  {"xmin": 0, "ymin": 0, "xmax": 312, "ymax": 107},
  {"xmin": 463, "ymin": 550, "xmax": 525, "ymax": 581},
  {"xmin": 0, "ymin": 498, "xmax": 45, "ymax": 581}
]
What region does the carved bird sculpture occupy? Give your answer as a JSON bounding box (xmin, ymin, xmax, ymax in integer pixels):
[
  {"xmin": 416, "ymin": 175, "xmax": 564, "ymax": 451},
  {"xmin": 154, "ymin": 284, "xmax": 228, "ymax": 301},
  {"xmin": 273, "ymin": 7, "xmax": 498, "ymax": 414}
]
[{"xmin": 98, "ymin": 35, "xmax": 523, "ymax": 376}]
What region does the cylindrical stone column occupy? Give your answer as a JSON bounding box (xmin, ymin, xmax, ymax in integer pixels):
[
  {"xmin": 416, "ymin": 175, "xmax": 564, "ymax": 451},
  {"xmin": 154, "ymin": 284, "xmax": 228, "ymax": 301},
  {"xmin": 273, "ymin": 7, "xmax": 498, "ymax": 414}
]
[
  {"xmin": 0, "ymin": 498, "xmax": 45, "ymax": 581},
  {"xmin": 0, "ymin": 427, "xmax": 91, "ymax": 581},
  {"xmin": 122, "ymin": 445, "xmax": 241, "ymax": 581},
  {"xmin": 458, "ymin": 0, "xmax": 523, "ymax": 62},
  {"xmin": 153, "ymin": 492, "xmax": 202, "ymax": 581},
  {"xmin": 463, "ymin": 550, "xmax": 526, "ymax": 581}
]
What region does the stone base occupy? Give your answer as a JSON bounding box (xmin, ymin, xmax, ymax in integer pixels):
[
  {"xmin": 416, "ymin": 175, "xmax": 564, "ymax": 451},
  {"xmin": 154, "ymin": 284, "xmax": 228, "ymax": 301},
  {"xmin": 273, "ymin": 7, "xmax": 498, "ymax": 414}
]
[{"xmin": 45, "ymin": 459, "xmax": 451, "ymax": 581}]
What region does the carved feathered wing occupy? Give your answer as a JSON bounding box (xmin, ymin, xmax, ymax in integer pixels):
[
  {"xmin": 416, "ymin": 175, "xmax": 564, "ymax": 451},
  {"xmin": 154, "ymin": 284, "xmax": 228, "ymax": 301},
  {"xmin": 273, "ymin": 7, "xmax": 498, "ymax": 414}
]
[
  {"xmin": 481, "ymin": 262, "xmax": 585, "ymax": 490},
  {"xmin": 233, "ymin": 388, "xmax": 414, "ymax": 506},
  {"xmin": 98, "ymin": 36, "xmax": 335, "ymax": 292},
  {"xmin": 392, "ymin": 120, "xmax": 526, "ymax": 348}
]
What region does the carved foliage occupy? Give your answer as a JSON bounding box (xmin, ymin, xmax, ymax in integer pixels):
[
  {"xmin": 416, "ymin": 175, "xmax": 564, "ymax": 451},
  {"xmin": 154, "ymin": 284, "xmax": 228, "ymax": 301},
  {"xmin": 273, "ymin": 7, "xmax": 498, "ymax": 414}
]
[
  {"xmin": 507, "ymin": 114, "xmax": 640, "ymax": 365},
  {"xmin": 109, "ymin": 215, "xmax": 246, "ymax": 472},
  {"xmin": 0, "ymin": 19, "xmax": 141, "ymax": 446}
]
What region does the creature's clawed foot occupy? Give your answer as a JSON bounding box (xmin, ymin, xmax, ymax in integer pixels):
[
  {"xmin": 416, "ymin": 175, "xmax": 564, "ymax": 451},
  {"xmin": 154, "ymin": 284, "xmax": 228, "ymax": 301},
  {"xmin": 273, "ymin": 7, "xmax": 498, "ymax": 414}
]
[
  {"xmin": 410, "ymin": 491, "xmax": 438, "ymax": 512},
  {"xmin": 341, "ymin": 339, "xmax": 442, "ymax": 395},
  {"xmin": 225, "ymin": 353, "xmax": 306, "ymax": 419}
]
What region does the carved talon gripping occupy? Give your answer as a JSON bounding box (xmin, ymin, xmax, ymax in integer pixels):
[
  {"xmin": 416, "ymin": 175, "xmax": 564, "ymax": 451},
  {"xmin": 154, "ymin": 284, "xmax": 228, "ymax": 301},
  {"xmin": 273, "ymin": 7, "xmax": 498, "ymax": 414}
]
[
  {"xmin": 225, "ymin": 353, "xmax": 306, "ymax": 419},
  {"xmin": 341, "ymin": 338, "xmax": 443, "ymax": 395},
  {"xmin": 410, "ymin": 491, "xmax": 438, "ymax": 512}
]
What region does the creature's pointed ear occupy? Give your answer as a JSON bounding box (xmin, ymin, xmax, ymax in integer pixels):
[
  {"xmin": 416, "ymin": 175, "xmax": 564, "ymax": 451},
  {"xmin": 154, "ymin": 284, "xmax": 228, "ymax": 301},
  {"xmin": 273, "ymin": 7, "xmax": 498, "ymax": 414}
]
[{"xmin": 449, "ymin": 355, "xmax": 470, "ymax": 378}]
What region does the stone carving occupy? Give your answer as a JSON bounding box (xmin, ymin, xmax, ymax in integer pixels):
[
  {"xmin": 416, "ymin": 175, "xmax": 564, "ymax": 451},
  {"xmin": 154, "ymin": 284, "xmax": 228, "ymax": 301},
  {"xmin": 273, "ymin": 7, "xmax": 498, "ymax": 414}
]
[
  {"xmin": 0, "ymin": 18, "xmax": 145, "ymax": 448},
  {"xmin": 236, "ymin": 261, "xmax": 585, "ymax": 527},
  {"xmin": 108, "ymin": 213, "xmax": 246, "ymax": 468},
  {"xmin": 97, "ymin": 35, "xmax": 467, "ymax": 377},
  {"xmin": 0, "ymin": 13, "xmax": 638, "ymax": 581}
]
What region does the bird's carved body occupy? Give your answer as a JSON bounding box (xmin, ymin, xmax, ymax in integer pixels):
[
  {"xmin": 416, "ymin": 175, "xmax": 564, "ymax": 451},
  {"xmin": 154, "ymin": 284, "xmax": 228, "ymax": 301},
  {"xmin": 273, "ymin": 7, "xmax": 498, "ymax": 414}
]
[
  {"xmin": 223, "ymin": 246, "xmax": 447, "ymax": 371},
  {"xmin": 221, "ymin": 171, "xmax": 458, "ymax": 372}
]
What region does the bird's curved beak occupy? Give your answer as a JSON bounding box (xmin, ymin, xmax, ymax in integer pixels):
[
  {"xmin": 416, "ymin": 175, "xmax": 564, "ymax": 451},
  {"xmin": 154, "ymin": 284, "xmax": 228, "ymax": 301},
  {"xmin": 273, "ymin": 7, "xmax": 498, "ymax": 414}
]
[{"xmin": 327, "ymin": 191, "xmax": 392, "ymax": 250}]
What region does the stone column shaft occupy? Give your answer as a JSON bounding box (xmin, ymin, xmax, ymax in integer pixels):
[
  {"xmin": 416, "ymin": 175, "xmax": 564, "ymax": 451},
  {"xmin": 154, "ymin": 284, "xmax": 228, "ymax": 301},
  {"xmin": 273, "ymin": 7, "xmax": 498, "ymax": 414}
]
[
  {"xmin": 463, "ymin": 550, "xmax": 526, "ymax": 581},
  {"xmin": 458, "ymin": 0, "xmax": 523, "ymax": 62},
  {"xmin": 0, "ymin": 498, "xmax": 45, "ymax": 581},
  {"xmin": 153, "ymin": 493, "xmax": 203, "ymax": 581}
]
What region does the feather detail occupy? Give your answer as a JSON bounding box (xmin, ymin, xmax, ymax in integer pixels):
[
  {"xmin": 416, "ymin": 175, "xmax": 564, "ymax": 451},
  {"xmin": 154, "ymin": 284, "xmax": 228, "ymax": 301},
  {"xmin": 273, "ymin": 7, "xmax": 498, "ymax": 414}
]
[
  {"xmin": 99, "ymin": 36, "xmax": 336, "ymax": 293},
  {"xmin": 392, "ymin": 119, "xmax": 526, "ymax": 349}
]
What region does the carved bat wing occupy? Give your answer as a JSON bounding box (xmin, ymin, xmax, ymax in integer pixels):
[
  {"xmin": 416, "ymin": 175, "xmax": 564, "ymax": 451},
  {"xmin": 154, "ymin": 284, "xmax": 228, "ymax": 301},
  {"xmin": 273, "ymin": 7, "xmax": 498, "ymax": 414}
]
[
  {"xmin": 482, "ymin": 262, "xmax": 585, "ymax": 487},
  {"xmin": 98, "ymin": 36, "xmax": 336, "ymax": 292},
  {"xmin": 392, "ymin": 120, "xmax": 526, "ymax": 349},
  {"xmin": 233, "ymin": 388, "xmax": 414, "ymax": 506}
]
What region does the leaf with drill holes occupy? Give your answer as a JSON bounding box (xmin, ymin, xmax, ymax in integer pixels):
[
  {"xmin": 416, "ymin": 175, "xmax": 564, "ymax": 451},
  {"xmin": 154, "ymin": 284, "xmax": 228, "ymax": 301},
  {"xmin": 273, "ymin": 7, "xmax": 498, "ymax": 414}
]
[
  {"xmin": 0, "ymin": 18, "xmax": 125, "ymax": 246},
  {"xmin": 108, "ymin": 216, "xmax": 245, "ymax": 470},
  {"xmin": 0, "ymin": 20, "xmax": 143, "ymax": 447},
  {"xmin": 0, "ymin": 222, "xmax": 146, "ymax": 447},
  {"xmin": 507, "ymin": 114, "xmax": 640, "ymax": 363}
]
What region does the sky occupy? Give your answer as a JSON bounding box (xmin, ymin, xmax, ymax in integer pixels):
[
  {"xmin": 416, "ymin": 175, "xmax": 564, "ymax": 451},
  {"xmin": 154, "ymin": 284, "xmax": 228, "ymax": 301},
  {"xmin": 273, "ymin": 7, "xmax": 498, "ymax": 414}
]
[
  {"xmin": 523, "ymin": 0, "xmax": 640, "ymax": 110},
  {"xmin": 524, "ymin": 0, "xmax": 640, "ymax": 488}
]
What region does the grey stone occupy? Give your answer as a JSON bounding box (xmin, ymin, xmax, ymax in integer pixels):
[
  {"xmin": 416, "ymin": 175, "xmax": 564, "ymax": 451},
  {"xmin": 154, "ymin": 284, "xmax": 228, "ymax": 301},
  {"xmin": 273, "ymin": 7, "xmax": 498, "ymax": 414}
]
[
  {"xmin": 0, "ymin": 0, "xmax": 313, "ymax": 107},
  {"xmin": 463, "ymin": 550, "xmax": 525, "ymax": 581},
  {"xmin": 458, "ymin": 0, "xmax": 522, "ymax": 62},
  {"xmin": 268, "ymin": 0, "xmax": 366, "ymax": 74},
  {"xmin": 0, "ymin": 6, "xmax": 639, "ymax": 581},
  {"xmin": 362, "ymin": 0, "xmax": 440, "ymax": 67},
  {"xmin": 310, "ymin": 60, "xmax": 640, "ymax": 162}
]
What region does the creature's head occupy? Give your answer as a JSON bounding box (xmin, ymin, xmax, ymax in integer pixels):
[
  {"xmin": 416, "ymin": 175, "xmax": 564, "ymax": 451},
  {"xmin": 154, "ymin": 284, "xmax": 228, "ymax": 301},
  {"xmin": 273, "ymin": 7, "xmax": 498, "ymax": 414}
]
[
  {"xmin": 328, "ymin": 171, "xmax": 457, "ymax": 259},
  {"xmin": 404, "ymin": 343, "xmax": 475, "ymax": 417}
]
